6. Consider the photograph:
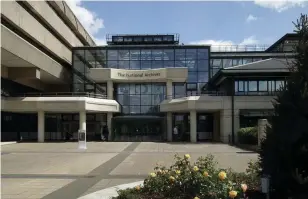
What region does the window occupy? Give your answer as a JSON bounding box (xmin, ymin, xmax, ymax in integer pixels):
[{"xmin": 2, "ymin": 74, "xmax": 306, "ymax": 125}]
[
  {"xmin": 223, "ymin": 59, "xmax": 233, "ymax": 68},
  {"xmin": 211, "ymin": 59, "xmax": 223, "ymax": 68},
  {"xmin": 141, "ymin": 60, "xmax": 151, "ymax": 69},
  {"xmin": 197, "ymin": 49, "xmax": 208, "ymax": 59},
  {"xmin": 242, "ymin": 58, "xmax": 253, "ymax": 64},
  {"xmin": 248, "ymin": 81, "xmax": 258, "ymax": 91},
  {"xmin": 198, "ymin": 72, "xmax": 208, "ymax": 82},
  {"xmin": 113, "ymin": 36, "xmax": 123, "ymax": 42},
  {"xmin": 163, "ymin": 36, "xmax": 173, "ymax": 41},
  {"xmin": 130, "ymin": 50, "xmax": 140, "ymax": 60},
  {"xmin": 258, "ymin": 81, "xmax": 268, "ymax": 91},
  {"xmin": 186, "ymin": 83, "xmax": 197, "ymax": 90},
  {"xmin": 107, "ymin": 50, "xmax": 118, "ymax": 60},
  {"xmin": 232, "ymin": 59, "xmax": 243, "ymax": 66},
  {"xmin": 133, "ymin": 37, "xmax": 143, "ymax": 42},
  {"xmin": 152, "ymin": 50, "xmax": 163, "ymax": 60},
  {"xmin": 276, "ymin": 80, "xmax": 285, "ymax": 90},
  {"xmin": 175, "ymin": 49, "xmax": 185, "ymax": 60},
  {"xmin": 124, "ymin": 37, "xmax": 133, "ymax": 42},
  {"xmin": 163, "ymin": 49, "xmax": 174, "ymax": 60},
  {"xmin": 238, "ymin": 81, "xmax": 245, "ymax": 92},
  {"xmin": 197, "ymin": 60, "xmax": 209, "ymax": 71},
  {"xmin": 144, "ymin": 37, "xmax": 153, "ymax": 42},
  {"xmin": 141, "ymin": 50, "xmax": 151, "ymax": 60},
  {"xmin": 164, "ymin": 60, "xmax": 174, "ymax": 68},
  {"xmin": 154, "ymin": 37, "xmax": 162, "ymax": 42},
  {"xmin": 188, "ymin": 72, "xmax": 197, "ymax": 82}
]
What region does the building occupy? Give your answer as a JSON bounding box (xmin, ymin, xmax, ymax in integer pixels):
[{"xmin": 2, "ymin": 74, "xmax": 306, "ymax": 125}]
[{"xmin": 1, "ymin": 1, "xmax": 297, "ymax": 143}]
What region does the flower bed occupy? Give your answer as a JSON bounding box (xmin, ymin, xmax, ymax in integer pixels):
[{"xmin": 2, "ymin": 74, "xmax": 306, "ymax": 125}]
[{"xmin": 114, "ymin": 154, "xmax": 261, "ymax": 199}]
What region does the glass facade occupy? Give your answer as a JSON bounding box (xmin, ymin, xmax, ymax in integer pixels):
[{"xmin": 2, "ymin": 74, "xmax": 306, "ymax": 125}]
[
  {"xmin": 72, "ymin": 46, "xmax": 210, "ymax": 107},
  {"xmin": 115, "ymin": 83, "xmax": 166, "ymax": 115},
  {"xmin": 210, "ymin": 57, "xmax": 264, "ymax": 77},
  {"xmin": 234, "ymin": 79, "xmax": 286, "ymax": 95}
]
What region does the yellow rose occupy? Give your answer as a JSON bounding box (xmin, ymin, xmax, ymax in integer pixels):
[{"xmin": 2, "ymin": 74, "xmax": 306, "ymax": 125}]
[
  {"xmin": 184, "ymin": 154, "xmax": 191, "ymax": 159},
  {"xmin": 175, "ymin": 170, "xmax": 181, "ymax": 175},
  {"xmin": 169, "ymin": 176, "xmax": 175, "ymax": 182},
  {"xmin": 193, "ymin": 166, "xmax": 199, "ymax": 172},
  {"xmin": 218, "ymin": 171, "xmax": 227, "ymax": 180},
  {"xmin": 203, "ymin": 171, "xmax": 209, "ymax": 177},
  {"xmin": 241, "ymin": 184, "xmax": 248, "ymax": 192},
  {"xmin": 135, "ymin": 185, "xmax": 141, "ymax": 191},
  {"xmin": 229, "ymin": 190, "xmax": 237, "ymax": 198},
  {"xmin": 149, "ymin": 172, "xmax": 156, "ymax": 177},
  {"xmin": 156, "ymin": 169, "xmax": 162, "ymax": 174},
  {"xmin": 194, "ymin": 197, "xmax": 200, "ymax": 199}
]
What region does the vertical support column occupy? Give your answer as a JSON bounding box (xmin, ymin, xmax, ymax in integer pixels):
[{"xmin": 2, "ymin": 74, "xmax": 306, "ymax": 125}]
[
  {"xmin": 166, "ymin": 79, "xmax": 173, "ymax": 100},
  {"xmin": 167, "ymin": 112, "xmax": 172, "ymax": 142},
  {"xmin": 38, "ymin": 111, "xmax": 45, "ymax": 143},
  {"xmin": 220, "ymin": 109, "xmax": 231, "ymax": 143},
  {"xmin": 258, "ymin": 119, "xmax": 268, "ymax": 147},
  {"xmin": 107, "ymin": 112, "xmax": 113, "ymax": 140},
  {"xmin": 190, "ymin": 110, "xmax": 197, "ymax": 143},
  {"xmin": 107, "ymin": 80, "xmax": 113, "ymax": 100},
  {"xmin": 79, "ymin": 111, "xmax": 86, "ymax": 132},
  {"xmin": 234, "ymin": 109, "xmax": 240, "ymax": 144}
]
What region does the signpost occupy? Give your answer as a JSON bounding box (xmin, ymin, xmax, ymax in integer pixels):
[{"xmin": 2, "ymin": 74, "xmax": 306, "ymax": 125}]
[{"xmin": 78, "ymin": 129, "xmax": 87, "ymax": 150}]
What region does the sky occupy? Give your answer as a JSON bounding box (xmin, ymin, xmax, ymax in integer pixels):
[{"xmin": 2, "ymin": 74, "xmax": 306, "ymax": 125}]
[{"xmin": 66, "ymin": 0, "xmax": 308, "ymax": 47}]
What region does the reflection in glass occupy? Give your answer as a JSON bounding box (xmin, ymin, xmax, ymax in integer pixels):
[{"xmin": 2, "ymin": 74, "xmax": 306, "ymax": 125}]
[
  {"xmin": 130, "ymin": 60, "xmax": 140, "ymax": 69},
  {"xmin": 188, "ymin": 72, "xmax": 197, "ymax": 82},
  {"xmin": 175, "ymin": 49, "xmax": 185, "ymax": 60},
  {"xmin": 163, "ymin": 49, "xmax": 174, "ymax": 60},
  {"xmin": 141, "ymin": 84, "xmax": 151, "ymax": 94},
  {"xmin": 141, "ymin": 106, "xmax": 151, "ymax": 113},
  {"xmin": 118, "ymin": 50, "xmax": 130, "ymax": 61},
  {"xmin": 130, "ymin": 106, "xmax": 140, "ymax": 114},
  {"xmin": 175, "ymin": 60, "xmax": 185, "ymax": 68},
  {"xmin": 141, "ymin": 95, "xmax": 152, "ymax": 105},
  {"xmin": 141, "ymin": 61, "xmax": 151, "ymax": 69},
  {"xmin": 186, "ymin": 49, "xmax": 197, "ymax": 60},
  {"xmin": 197, "ymin": 49, "xmax": 208, "ymax": 59},
  {"xmin": 211, "ymin": 59, "xmax": 222, "ymax": 68},
  {"xmin": 107, "ymin": 60, "xmax": 118, "ymax": 68},
  {"xmin": 249, "ymin": 81, "xmax": 258, "ymax": 91},
  {"xmin": 223, "ymin": 59, "xmax": 233, "ymax": 68},
  {"xmin": 268, "ymin": 81, "xmax": 275, "ymax": 91},
  {"xmin": 197, "ymin": 60, "xmax": 208, "ymax": 71},
  {"xmin": 152, "ymin": 50, "xmax": 163, "ymax": 60},
  {"xmin": 259, "ymin": 81, "xmax": 268, "ymax": 91},
  {"xmin": 141, "ymin": 50, "xmax": 151, "ymax": 60},
  {"xmin": 164, "ymin": 60, "xmax": 174, "ymax": 68},
  {"xmin": 152, "ymin": 61, "xmax": 163, "ymax": 69},
  {"xmin": 232, "ymin": 59, "xmax": 243, "ymax": 66},
  {"xmin": 276, "ymin": 81, "xmax": 285, "ymax": 90},
  {"xmin": 108, "ymin": 50, "xmax": 118, "ymax": 60},
  {"xmin": 130, "ymin": 50, "xmax": 140, "ymax": 60},
  {"xmin": 118, "ymin": 61, "xmax": 129, "ymax": 69},
  {"xmin": 198, "ymin": 72, "xmax": 208, "ymax": 82},
  {"xmin": 187, "ymin": 60, "xmax": 197, "ymax": 71},
  {"xmin": 242, "ymin": 58, "xmax": 253, "ymax": 64}
]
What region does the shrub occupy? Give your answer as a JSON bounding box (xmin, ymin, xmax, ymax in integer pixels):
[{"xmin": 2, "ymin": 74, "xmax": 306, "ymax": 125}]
[
  {"xmin": 114, "ymin": 154, "xmax": 260, "ymax": 199},
  {"xmin": 237, "ymin": 127, "xmax": 258, "ymax": 145}
]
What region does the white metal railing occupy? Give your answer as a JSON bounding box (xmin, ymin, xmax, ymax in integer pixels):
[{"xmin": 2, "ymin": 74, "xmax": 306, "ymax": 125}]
[{"xmin": 11, "ymin": 92, "xmax": 107, "ymax": 99}]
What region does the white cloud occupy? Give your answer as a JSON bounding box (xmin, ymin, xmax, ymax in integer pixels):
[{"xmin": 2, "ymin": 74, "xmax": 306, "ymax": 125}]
[
  {"xmin": 66, "ymin": 0, "xmax": 105, "ymax": 45},
  {"xmin": 254, "ymin": 0, "xmax": 307, "ymax": 12},
  {"xmin": 94, "ymin": 37, "xmax": 107, "ymax": 46},
  {"xmin": 246, "ymin": 14, "xmax": 258, "ymax": 23},
  {"xmin": 189, "ymin": 36, "xmax": 262, "ymax": 52}
]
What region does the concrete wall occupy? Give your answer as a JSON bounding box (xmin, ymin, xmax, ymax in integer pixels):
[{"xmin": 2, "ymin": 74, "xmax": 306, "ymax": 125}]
[
  {"xmin": 1, "ymin": 25, "xmax": 70, "ymax": 83},
  {"xmin": 1, "ymin": 1, "xmax": 71, "ymax": 63},
  {"xmin": 2, "ymin": 97, "xmax": 120, "ymax": 113},
  {"xmin": 23, "ymin": 1, "xmax": 84, "ymax": 47}
]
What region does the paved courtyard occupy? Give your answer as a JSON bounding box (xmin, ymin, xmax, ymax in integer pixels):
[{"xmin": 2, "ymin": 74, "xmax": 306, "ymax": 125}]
[{"xmin": 1, "ymin": 142, "xmax": 258, "ymax": 199}]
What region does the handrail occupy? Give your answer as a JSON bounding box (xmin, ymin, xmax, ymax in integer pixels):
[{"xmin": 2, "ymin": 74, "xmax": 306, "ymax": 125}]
[
  {"xmin": 210, "ymin": 44, "xmax": 295, "ymax": 52},
  {"xmin": 165, "ymin": 91, "xmax": 227, "ymax": 99},
  {"xmin": 11, "ymin": 92, "xmax": 107, "ymax": 99}
]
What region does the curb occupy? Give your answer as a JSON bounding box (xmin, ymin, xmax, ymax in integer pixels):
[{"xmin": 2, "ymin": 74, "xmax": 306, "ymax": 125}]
[
  {"xmin": 78, "ymin": 181, "xmax": 144, "ymax": 199},
  {"xmin": 0, "ymin": 142, "xmax": 17, "ymax": 146}
]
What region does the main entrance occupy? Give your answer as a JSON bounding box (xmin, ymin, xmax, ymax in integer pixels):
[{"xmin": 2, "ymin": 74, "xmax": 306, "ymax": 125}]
[{"xmin": 112, "ymin": 115, "xmax": 164, "ymax": 141}]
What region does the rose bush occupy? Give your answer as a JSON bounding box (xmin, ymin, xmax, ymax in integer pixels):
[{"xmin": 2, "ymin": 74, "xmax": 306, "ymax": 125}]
[{"xmin": 115, "ymin": 154, "xmax": 260, "ymax": 199}]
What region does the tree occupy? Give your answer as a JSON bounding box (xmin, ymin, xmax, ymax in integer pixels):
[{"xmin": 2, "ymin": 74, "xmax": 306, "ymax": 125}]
[{"xmin": 259, "ymin": 14, "xmax": 308, "ymax": 199}]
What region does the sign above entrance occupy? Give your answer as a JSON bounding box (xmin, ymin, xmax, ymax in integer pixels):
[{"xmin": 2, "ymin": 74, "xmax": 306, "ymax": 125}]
[
  {"xmin": 89, "ymin": 68, "xmax": 188, "ymax": 83},
  {"xmin": 110, "ymin": 68, "xmax": 167, "ymax": 81},
  {"xmin": 117, "ymin": 71, "xmax": 161, "ymax": 78}
]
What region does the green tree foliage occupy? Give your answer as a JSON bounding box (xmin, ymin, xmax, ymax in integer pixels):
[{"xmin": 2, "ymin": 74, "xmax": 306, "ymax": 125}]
[{"xmin": 259, "ymin": 14, "xmax": 308, "ymax": 199}]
